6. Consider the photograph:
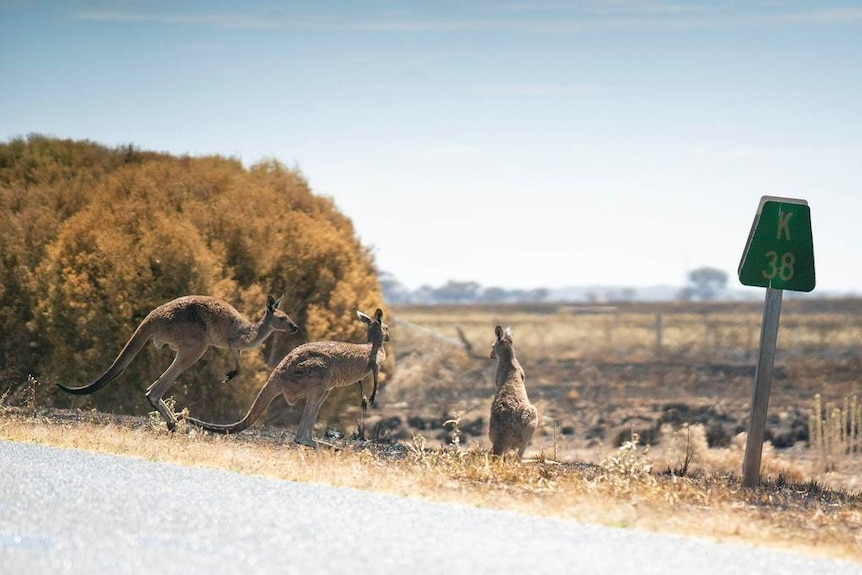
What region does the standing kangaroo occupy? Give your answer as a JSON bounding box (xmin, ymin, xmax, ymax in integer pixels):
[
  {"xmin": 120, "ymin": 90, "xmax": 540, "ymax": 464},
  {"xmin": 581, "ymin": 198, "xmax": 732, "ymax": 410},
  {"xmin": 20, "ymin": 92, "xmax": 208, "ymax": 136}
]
[
  {"xmin": 187, "ymin": 308, "xmax": 390, "ymax": 447},
  {"xmin": 57, "ymin": 294, "xmax": 299, "ymax": 430},
  {"xmin": 489, "ymin": 325, "xmax": 538, "ymax": 458}
]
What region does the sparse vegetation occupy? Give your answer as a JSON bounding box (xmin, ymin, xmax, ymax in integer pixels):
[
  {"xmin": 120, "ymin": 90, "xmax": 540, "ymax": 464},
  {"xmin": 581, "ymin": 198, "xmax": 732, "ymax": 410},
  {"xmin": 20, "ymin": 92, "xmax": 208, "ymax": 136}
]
[{"xmin": 379, "ymin": 302, "xmax": 862, "ymax": 495}]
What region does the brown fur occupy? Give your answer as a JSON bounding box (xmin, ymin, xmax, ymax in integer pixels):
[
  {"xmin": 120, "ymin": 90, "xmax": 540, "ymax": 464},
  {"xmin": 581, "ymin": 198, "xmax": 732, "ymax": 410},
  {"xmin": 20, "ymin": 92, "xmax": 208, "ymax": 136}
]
[
  {"xmin": 188, "ymin": 308, "xmax": 390, "ymax": 447},
  {"xmin": 489, "ymin": 325, "xmax": 538, "ymax": 458},
  {"xmin": 57, "ymin": 295, "xmax": 298, "ymax": 430}
]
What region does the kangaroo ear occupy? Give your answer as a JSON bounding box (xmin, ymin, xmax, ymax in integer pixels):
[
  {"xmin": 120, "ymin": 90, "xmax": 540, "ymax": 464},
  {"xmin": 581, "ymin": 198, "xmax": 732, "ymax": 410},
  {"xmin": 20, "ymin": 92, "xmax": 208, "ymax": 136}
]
[
  {"xmin": 495, "ymin": 325, "xmax": 504, "ymax": 340},
  {"xmin": 375, "ymin": 308, "xmax": 383, "ymax": 322},
  {"xmin": 266, "ymin": 295, "xmax": 276, "ymax": 310},
  {"xmin": 274, "ymin": 294, "xmax": 284, "ymax": 309},
  {"xmin": 357, "ymin": 310, "xmax": 372, "ymax": 324},
  {"xmin": 505, "ymin": 326, "xmax": 513, "ymax": 338}
]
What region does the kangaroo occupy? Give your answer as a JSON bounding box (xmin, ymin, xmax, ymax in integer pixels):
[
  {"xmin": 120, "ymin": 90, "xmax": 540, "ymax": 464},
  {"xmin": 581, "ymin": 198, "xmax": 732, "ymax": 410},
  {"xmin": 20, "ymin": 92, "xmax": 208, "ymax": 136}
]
[
  {"xmin": 57, "ymin": 294, "xmax": 299, "ymax": 430},
  {"xmin": 489, "ymin": 325, "xmax": 538, "ymax": 458},
  {"xmin": 187, "ymin": 308, "xmax": 390, "ymax": 447}
]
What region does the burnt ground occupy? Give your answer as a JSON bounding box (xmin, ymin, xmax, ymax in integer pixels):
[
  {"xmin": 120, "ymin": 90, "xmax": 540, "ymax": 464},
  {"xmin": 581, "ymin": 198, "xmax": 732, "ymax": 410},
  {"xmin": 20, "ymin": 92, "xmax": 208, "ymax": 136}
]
[
  {"xmin": 345, "ymin": 300, "xmax": 861, "ymax": 471},
  {"xmin": 358, "ymin": 340, "xmax": 862, "ymax": 471},
  {"xmin": 4, "ymin": 345, "xmax": 857, "ymax": 467}
]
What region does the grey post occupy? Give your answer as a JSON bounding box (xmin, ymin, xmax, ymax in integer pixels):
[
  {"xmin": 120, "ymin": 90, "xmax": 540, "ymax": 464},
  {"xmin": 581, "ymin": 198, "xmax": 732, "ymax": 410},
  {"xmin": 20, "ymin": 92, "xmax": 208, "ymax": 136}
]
[{"xmin": 742, "ymin": 287, "xmax": 784, "ymax": 488}]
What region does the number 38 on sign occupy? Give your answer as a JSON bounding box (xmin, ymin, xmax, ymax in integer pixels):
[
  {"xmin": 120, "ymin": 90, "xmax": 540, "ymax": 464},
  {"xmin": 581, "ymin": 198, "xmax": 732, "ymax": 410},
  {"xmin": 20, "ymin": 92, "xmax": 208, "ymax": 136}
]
[{"xmin": 738, "ymin": 196, "xmax": 815, "ymax": 292}]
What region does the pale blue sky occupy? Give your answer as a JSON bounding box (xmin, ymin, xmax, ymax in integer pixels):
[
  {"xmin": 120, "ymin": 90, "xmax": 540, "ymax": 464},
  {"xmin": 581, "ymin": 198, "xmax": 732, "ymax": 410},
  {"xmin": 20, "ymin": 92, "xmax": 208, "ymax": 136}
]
[{"xmin": 2, "ymin": 1, "xmax": 860, "ymax": 294}]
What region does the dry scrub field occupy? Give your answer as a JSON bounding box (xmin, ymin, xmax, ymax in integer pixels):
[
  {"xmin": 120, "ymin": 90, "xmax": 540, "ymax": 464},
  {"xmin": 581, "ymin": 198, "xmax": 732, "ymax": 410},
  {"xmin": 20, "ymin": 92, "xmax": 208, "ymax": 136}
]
[
  {"xmin": 3, "ymin": 299, "xmax": 861, "ymax": 561},
  {"xmin": 380, "ymin": 300, "xmax": 862, "ymax": 483}
]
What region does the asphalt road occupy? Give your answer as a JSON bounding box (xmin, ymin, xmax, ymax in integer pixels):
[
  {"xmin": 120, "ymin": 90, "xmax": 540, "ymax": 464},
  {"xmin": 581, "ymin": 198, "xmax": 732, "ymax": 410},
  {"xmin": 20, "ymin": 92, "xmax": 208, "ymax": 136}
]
[{"xmin": 0, "ymin": 439, "xmax": 857, "ymax": 575}]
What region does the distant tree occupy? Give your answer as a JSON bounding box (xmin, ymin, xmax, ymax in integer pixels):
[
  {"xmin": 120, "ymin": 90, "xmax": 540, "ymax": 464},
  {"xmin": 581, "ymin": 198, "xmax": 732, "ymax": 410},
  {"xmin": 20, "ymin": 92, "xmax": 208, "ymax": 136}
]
[
  {"xmin": 377, "ymin": 280, "xmax": 553, "ymax": 305},
  {"xmin": 603, "ymin": 288, "xmax": 636, "ymax": 303},
  {"xmin": 433, "ymin": 281, "xmax": 481, "ymax": 303},
  {"xmin": 482, "ymin": 286, "xmax": 510, "ymax": 303},
  {"xmin": 683, "ymin": 267, "xmax": 728, "ymax": 301},
  {"xmin": 619, "ymin": 288, "xmax": 636, "ymax": 302},
  {"xmin": 413, "ymin": 285, "xmax": 436, "ymax": 304},
  {"xmin": 380, "ymin": 272, "xmax": 410, "ymax": 304},
  {"xmin": 525, "ymin": 288, "xmax": 550, "ymax": 302}
]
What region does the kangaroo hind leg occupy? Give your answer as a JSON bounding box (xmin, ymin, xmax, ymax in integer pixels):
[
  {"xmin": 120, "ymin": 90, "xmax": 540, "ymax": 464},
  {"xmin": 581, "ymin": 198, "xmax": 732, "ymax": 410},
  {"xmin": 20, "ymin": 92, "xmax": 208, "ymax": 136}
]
[
  {"xmin": 293, "ymin": 387, "xmax": 331, "ymax": 448},
  {"xmin": 146, "ymin": 344, "xmax": 208, "ymax": 431}
]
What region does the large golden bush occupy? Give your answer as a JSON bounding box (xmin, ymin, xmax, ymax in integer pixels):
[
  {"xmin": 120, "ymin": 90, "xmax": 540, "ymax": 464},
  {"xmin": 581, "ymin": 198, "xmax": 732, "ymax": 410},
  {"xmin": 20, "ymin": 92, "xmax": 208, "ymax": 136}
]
[{"xmin": 0, "ymin": 135, "xmax": 385, "ymax": 423}]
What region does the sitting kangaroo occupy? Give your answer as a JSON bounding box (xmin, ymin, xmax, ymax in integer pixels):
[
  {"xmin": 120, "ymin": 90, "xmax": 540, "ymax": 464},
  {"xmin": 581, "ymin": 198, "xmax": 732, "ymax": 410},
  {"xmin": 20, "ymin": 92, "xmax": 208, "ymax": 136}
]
[
  {"xmin": 188, "ymin": 308, "xmax": 390, "ymax": 447},
  {"xmin": 489, "ymin": 325, "xmax": 538, "ymax": 458},
  {"xmin": 57, "ymin": 294, "xmax": 298, "ymax": 430}
]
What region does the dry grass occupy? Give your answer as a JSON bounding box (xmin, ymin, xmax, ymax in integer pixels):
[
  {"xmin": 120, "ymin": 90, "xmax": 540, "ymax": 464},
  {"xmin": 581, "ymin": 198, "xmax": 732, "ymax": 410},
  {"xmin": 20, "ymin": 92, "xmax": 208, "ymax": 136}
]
[
  {"xmin": 1, "ymin": 406, "xmax": 861, "ymax": 563},
  {"xmin": 384, "ymin": 302, "xmax": 862, "ymax": 486},
  {"xmin": 3, "ymin": 300, "xmax": 861, "ymax": 562}
]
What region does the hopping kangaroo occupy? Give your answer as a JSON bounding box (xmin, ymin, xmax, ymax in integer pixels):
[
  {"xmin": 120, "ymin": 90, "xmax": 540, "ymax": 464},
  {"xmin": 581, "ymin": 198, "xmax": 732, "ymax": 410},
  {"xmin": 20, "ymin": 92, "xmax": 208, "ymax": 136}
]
[
  {"xmin": 489, "ymin": 325, "xmax": 538, "ymax": 458},
  {"xmin": 188, "ymin": 308, "xmax": 390, "ymax": 447},
  {"xmin": 57, "ymin": 295, "xmax": 299, "ymax": 430}
]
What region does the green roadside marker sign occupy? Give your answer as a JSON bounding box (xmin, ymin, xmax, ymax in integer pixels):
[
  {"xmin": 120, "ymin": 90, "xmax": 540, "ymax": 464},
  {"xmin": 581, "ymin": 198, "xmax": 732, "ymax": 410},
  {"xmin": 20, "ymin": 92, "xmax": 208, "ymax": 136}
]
[
  {"xmin": 738, "ymin": 196, "xmax": 815, "ymax": 292},
  {"xmin": 738, "ymin": 195, "xmax": 815, "ymax": 488}
]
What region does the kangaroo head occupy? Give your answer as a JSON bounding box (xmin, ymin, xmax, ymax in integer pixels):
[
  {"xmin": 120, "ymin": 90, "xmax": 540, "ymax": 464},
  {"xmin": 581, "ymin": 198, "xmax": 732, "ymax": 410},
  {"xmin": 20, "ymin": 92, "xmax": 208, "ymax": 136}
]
[
  {"xmin": 266, "ymin": 294, "xmax": 299, "ymax": 334},
  {"xmin": 490, "ymin": 325, "xmax": 513, "ymax": 359},
  {"xmin": 357, "ymin": 308, "xmax": 390, "ymax": 344}
]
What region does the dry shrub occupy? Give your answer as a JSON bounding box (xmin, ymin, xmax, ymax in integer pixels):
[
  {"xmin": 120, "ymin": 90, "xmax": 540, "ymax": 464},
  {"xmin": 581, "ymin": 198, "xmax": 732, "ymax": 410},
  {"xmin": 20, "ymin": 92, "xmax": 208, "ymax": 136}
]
[
  {"xmin": 0, "ymin": 136, "xmax": 383, "ymax": 422},
  {"xmin": 594, "ymin": 432, "xmax": 657, "ymax": 496},
  {"xmin": 651, "ymin": 424, "xmax": 709, "ymax": 474},
  {"xmin": 810, "ymin": 394, "xmax": 862, "ymax": 471}
]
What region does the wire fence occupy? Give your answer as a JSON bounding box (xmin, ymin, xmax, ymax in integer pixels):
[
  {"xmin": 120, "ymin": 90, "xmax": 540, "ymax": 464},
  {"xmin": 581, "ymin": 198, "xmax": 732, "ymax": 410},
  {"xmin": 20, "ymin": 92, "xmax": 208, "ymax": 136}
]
[{"xmin": 395, "ymin": 306, "xmax": 862, "ymax": 364}]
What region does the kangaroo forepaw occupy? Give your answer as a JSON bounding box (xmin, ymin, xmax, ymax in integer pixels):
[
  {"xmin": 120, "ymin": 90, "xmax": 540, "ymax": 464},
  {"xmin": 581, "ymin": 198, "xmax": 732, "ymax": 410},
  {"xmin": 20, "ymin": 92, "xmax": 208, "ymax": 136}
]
[
  {"xmin": 361, "ymin": 396, "xmax": 368, "ymax": 411},
  {"xmin": 223, "ymin": 370, "xmax": 238, "ymax": 383}
]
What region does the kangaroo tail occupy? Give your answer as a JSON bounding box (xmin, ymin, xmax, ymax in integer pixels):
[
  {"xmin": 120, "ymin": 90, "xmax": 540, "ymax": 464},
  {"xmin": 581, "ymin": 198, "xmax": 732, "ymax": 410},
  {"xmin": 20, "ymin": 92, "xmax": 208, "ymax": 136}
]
[
  {"xmin": 186, "ymin": 378, "xmax": 281, "ymax": 434},
  {"xmin": 56, "ymin": 320, "xmax": 154, "ymax": 396}
]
